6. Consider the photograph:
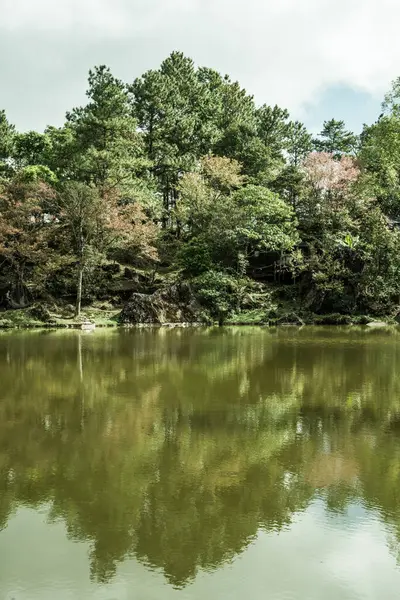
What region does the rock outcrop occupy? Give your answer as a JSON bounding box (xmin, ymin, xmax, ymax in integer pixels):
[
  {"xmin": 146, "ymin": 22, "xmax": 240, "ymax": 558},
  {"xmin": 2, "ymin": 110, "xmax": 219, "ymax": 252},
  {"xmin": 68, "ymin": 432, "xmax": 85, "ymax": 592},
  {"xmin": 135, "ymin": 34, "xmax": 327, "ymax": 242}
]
[{"xmin": 118, "ymin": 282, "xmax": 206, "ymax": 325}]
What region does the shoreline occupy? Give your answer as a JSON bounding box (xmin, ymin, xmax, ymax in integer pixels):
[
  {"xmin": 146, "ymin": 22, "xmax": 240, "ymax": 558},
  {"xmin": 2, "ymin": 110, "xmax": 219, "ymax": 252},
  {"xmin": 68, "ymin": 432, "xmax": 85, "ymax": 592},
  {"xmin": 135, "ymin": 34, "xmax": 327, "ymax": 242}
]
[
  {"xmin": 0, "ymin": 320, "xmax": 396, "ymax": 331},
  {"xmin": 0, "ymin": 305, "xmax": 397, "ymax": 331}
]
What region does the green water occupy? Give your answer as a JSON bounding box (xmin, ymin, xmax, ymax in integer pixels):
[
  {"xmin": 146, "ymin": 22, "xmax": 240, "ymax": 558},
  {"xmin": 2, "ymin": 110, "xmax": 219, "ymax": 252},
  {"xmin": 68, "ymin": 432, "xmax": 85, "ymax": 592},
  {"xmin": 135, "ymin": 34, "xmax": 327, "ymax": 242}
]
[{"xmin": 1, "ymin": 327, "xmax": 400, "ymax": 599}]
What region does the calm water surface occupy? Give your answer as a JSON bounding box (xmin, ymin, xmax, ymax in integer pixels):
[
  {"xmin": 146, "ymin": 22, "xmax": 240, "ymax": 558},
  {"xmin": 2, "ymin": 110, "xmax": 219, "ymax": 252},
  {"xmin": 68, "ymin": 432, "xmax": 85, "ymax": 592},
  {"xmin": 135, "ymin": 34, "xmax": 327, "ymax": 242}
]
[{"xmin": 1, "ymin": 326, "xmax": 400, "ymax": 599}]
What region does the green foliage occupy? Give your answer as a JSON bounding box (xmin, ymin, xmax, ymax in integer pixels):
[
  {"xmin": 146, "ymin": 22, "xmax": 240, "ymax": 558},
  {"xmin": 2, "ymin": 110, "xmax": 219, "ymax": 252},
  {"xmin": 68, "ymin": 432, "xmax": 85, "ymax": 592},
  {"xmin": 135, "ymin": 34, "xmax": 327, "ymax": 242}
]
[
  {"xmin": 226, "ymin": 308, "xmax": 267, "ymax": 324},
  {"xmin": 230, "ymin": 185, "xmax": 298, "ymax": 255},
  {"xmin": 0, "ymin": 110, "xmax": 16, "ymax": 179},
  {"xmin": 313, "ymin": 119, "xmax": 359, "ymax": 156},
  {"xmin": 177, "ymin": 238, "xmax": 213, "ymax": 276},
  {"xmin": 360, "ymin": 114, "xmax": 400, "ymax": 216},
  {"xmin": 285, "ymin": 121, "xmax": 313, "ymax": 166},
  {"xmin": 191, "ymin": 270, "xmax": 242, "ymax": 316},
  {"xmin": 16, "ymin": 164, "xmax": 57, "ymax": 184},
  {"xmin": 382, "ymin": 76, "xmax": 400, "ymax": 116},
  {"xmin": 13, "ymin": 130, "xmax": 52, "ymax": 168},
  {"xmin": 131, "ymin": 52, "xmax": 221, "ymax": 222},
  {"xmin": 2, "ymin": 53, "xmax": 400, "ymax": 320},
  {"xmin": 356, "ymin": 207, "xmax": 400, "ymax": 313},
  {"xmin": 66, "ymin": 66, "xmax": 149, "ymax": 195}
]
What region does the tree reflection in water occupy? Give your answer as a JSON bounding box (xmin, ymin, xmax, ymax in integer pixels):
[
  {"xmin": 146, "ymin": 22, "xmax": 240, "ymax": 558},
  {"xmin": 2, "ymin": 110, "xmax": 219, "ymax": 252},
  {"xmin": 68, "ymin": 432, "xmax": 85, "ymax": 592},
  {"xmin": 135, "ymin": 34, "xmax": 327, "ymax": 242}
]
[{"xmin": 1, "ymin": 327, "xmax": 400, "ymax": 588}]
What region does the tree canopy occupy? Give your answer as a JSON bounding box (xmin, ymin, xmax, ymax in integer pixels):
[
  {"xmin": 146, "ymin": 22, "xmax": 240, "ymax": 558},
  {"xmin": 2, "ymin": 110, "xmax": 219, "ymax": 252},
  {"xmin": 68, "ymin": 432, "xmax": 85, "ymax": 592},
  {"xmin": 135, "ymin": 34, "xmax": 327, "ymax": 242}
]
[{"xmin": 1, "ymin": 52, "xmax": 400, "ymax": 320}]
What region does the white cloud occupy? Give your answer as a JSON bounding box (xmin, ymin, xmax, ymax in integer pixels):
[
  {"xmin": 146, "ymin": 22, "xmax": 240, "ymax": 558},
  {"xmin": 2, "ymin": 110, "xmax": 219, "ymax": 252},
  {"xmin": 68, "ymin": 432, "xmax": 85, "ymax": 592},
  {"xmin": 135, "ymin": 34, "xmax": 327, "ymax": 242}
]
[
  {"xmin": 1, "ymin": 0, "xmax": 127, "ymax": 34},
  {"xmin": 0, "ymin": 0, "xmax": 195, "ymax": 35},
  {"xmin": 0, "ymin": 0, "xmax": 398, "ymax": 129}
]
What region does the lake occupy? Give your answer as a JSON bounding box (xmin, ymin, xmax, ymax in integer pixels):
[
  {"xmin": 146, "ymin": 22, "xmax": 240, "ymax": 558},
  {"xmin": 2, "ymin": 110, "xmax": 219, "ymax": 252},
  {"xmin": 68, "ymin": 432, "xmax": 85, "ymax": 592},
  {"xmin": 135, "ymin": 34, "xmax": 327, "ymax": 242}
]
[{"xmin": 1, "ymin": 326, "xmax": 400, "ymax": 600}]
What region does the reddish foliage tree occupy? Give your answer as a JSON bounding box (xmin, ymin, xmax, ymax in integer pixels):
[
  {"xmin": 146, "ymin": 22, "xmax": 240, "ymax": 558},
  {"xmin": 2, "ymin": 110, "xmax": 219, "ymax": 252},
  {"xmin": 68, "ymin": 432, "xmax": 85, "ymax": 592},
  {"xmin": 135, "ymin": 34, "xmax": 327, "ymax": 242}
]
[
  {"xmin": 51, "ymin": 182, "xmax": 158, "ymax": 316},
  {"xmin": 303, "ymin": 152, "xmax": 360, "ymax": 194},
  {"xmin": 0, "ymin": 180, "xmax": 57, "ymax": 306}
]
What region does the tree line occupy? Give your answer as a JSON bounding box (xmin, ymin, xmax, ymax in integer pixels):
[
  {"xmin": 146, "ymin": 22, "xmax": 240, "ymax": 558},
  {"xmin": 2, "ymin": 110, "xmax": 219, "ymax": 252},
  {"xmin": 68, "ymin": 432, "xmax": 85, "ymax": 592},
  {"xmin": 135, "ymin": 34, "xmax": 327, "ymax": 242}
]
[{"xmin": 1, "ymin": 51, "xmax": 400, "ymax": 319}]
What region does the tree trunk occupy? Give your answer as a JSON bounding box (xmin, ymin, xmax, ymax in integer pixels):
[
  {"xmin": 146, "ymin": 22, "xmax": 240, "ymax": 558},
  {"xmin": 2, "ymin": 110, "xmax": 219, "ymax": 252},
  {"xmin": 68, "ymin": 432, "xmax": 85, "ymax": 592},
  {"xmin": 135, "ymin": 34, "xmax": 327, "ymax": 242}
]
[
  {"xmin": 10, "ymin": 266, "xmax": 30, "ymax": 308},
  {"xmin": 75, "ymin": 264, "xmax": 83, "ymax": 318},
  {"xmin": 162, "ymin": 187, "xmax": 169, "ymax": 229}
]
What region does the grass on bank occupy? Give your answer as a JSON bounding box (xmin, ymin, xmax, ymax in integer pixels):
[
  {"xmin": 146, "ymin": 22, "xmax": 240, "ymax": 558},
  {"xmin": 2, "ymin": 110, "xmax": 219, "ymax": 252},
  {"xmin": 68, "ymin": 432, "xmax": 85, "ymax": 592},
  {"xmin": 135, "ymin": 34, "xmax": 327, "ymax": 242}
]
[{"xmin": 0, "ymin": 302, "xmax": 120, "ymax": 329}]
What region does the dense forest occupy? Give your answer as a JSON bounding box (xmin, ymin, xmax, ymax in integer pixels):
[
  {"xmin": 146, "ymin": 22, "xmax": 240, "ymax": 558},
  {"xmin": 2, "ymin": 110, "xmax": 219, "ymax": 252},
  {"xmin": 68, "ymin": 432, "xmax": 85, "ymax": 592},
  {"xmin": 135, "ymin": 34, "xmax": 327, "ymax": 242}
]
[{"xmin": 2, "ymin": 51, "xmax": 400, "ymax": 325}]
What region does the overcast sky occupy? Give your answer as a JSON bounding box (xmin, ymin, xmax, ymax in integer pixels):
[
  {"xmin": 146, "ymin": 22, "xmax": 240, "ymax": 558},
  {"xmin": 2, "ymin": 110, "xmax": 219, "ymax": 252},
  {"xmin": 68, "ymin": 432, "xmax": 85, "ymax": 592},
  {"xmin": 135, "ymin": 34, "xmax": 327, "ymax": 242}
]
[{"xmin": 0, "ymin": 0, "xmax": 398, "ymax": 134}]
